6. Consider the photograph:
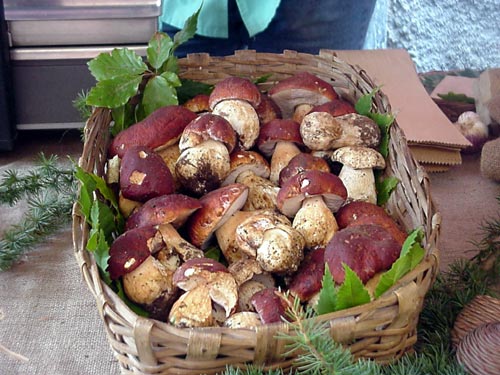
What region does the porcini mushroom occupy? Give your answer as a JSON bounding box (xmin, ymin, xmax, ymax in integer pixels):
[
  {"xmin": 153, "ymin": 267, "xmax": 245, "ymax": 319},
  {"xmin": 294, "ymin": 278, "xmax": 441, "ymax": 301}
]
[
  {"xmin": 209, "ymin": 77, "xmax": 262, "ymax": 150},
  {"xmin": 256, "ymin": 119, "xmax": 304, "ymax": 185},
  {"xmin": 235, "ymin": 170, "xmax": 279, "ymax": 211},
  {"xmin": 268, "ymin": 72, "xmax": 338, "ymax": 119},
  {"xmin": 222, "ymin": 150, "xmax": 271, "ymax": 186},
  {"xmin": 278, "ymin": 152, "xmax": 331, "ymax": 186},
  {"xmin": 331, "ymin": 146, "xmax": 386, "ymax": 204}
]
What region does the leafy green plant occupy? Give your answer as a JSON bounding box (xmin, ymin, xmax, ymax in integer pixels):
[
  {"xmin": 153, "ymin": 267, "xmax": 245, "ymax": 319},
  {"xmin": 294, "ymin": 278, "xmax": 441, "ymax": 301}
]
[{"xmin": 85, "ymin": 7, "xmax": 205, "ymax": 135}]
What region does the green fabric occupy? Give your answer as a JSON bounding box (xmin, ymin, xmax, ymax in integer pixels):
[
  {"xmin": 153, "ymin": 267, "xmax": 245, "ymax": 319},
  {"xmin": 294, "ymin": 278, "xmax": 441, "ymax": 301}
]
[{"xmin": 160, "ymin": 0, "xmax": 281, "ymax": 38}]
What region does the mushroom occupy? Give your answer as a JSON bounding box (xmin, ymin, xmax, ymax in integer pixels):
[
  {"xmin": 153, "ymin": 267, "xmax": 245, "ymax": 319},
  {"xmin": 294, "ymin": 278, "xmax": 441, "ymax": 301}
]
[
  {"xmin": 209, "ymin": 77, "xmax": 262, "ymax": 150},
  {"xmin": 288, "ymin": 247, "xmax": 325, "ymax": 302},
  {"xmin": 109, "ymin": 105, "xmax": 197, "ymax": 158},
  {"xmin": 118, "ymin": 192, "xmax": 142, "ymax": 218},
  {"xmin": 324, "ymin": 224, "xmax": 401, "ymax": 284},
  {"xmin": 255, "ymin": 93, "xmax": 282, "ymax": 124},
  {"xmin": 169, "ymin": 284, "xmax": 214, "ymax": 327},
  {"xmin": 235, "ymin": 170, "xmax": 279, "ymax": 211},
  {"xmin": 268, "ymin": 72, "xmax": 338, "ymax": 120},
  {"xmin": 278, "ymin": 152, "xmax": 331, "ymax": 186},
  {"xmin": 251, "ymin": 288, "xmax": 289, "ymax": 324},
  {"xmin": 223, "ymin": 312, "xmax": 262, "ymax": 329},
  {"xmin": 119, "ymin": 146, "xmax": 176, "ymax": 202},
  {"xmin": 256, "ymin": 119, "xmax": 304, "ymax": 185},
  {"xmin": 175, "ymin": 113, "xmax": 237, "ymax": 196},
  {"xmin": 215, "ymin": 210, "xmax": 255, "ymax": 264},
  {"xmin": 222, "ymin": 150, "xmax": 270, "ymax": 186},
  {"xmin": 173, "ymin": 257, "xmax": 239, "ymax": 317},
  {"xmin": 125, "ymin": 193, "xmax": 201, "ymax": 231},
  {"xmin": 157, "ymin": 223, "xmax": 204, "ymax": 261},
  {"xmin": 300, "ymin": 112, "xmax": 381, "ymax": 151},
  {"xmin": 188, "ymin": 183, "xmax": 249, "ymax": 249},
  {"xmin": 235, "ymin": 210, "xmax": 305, "ymax": 274},
  {"xmin": 276, "ymin": 169, "xmax": 347, "ymax": 218},
  {"xmin": 335, "ymin": 201, "xmax": 407, "ymax": 246},
  {"xmin": 182, "ymin": 94, "xmax": 210, "ymax": 114},
  {"xmin": 331, "ymin": 146, "xmax": 386, "ymax": 204},
  {"xmin": 156, "ymin": 143, "xmax": 182, "ymax": 190}
]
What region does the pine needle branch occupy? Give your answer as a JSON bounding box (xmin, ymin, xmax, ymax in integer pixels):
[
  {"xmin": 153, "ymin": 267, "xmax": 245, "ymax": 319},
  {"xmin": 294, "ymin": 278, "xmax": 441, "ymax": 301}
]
[{"xmin": 0, "ymin": 154, "xmax": 77, "ymax": 271}]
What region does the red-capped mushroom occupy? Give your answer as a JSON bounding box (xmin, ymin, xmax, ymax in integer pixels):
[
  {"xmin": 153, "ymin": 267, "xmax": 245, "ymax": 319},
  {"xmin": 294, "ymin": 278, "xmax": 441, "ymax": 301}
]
[
  {"xmin": 276, "ymin": 170, "xmax": 347, "ymax": 218},
  {"xmin": 288, "ymin": 247, "xmax": 325, "ymax": 302},
  {"xmin": 119, "ymin": 146, "xmax": 175, "ymax": 202},
  {"xmin": 188, "ymin": 183, "xmax": 249, "ymax": 249},
  {"xmin": 210, "ymin": 77, "xmax": 262, "ymax": 150},
  {"xmin": 125, "ymin": 193, "xmax": 201, "ymax": 231},
  {"xmin": 268, "ymin": 72, "xmax": 338, "ymax": 119},
  {"xmin": 109, "ymin": 105, "xmax": 197, "ymax": 158},
  {"xmin": 256, "ymin": 119, "xmax": 304, "ymax": 185},
  {"xmin": 278, "ymin": 152, "xmax": 331, "ymax": 186},
  {"xmin": 255, "ymin": 93, "xmax": 282, "ymax": 124}
]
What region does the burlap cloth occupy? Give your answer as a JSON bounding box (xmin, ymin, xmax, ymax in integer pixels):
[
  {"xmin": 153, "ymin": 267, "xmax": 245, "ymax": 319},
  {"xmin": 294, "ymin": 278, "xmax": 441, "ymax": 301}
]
[{"xmin": 0, "ymin": 131, "xmax": 121, "ymax": 374}]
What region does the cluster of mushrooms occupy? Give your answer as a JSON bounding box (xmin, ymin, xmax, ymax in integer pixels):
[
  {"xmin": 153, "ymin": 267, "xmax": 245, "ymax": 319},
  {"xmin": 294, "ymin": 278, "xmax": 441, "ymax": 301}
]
[{"xmin": 105, "ymin": 72, "xmax": 407, "ymax": 328}]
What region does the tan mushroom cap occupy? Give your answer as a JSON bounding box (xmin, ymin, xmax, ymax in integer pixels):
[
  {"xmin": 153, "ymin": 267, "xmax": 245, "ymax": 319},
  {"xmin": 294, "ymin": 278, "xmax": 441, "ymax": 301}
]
[
  {"xmin": 183, "ymin": 94, "xmax": 210, "ymax": 113},
  {"xmin": 331, "ymin": 146, "xmax": 386, "ymax": 169},
  {"xmin": 222, "ymin": 150, "xmax": 271, "ymax": 186}
]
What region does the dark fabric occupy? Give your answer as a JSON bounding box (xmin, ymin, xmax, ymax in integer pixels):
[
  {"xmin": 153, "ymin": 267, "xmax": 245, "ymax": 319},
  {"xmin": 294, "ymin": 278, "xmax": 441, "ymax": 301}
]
[{"xmin": 161, "ymin": 0, "xmax": 377, "ymax": 56}]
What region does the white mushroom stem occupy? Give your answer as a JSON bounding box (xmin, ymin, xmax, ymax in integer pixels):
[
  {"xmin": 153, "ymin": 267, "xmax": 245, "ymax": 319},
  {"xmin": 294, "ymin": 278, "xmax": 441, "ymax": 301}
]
[
  {"xmin": 269, "ymin": 141, "xmax": 302, "ymax": 185},
  {"xmin": 292, "ymin": 196, "xmax": 339, "ymax": 249},
  {"xmin": 158, "ymin": 224, "xmax": 204, "ymax": 261},
  {"xmin": 338, "ymin": 165, "xmax": 377, "ymax": 204}
]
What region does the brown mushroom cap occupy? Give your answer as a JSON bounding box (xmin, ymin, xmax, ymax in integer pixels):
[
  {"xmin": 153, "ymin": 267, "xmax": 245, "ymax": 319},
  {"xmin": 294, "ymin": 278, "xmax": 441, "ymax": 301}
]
[
  {"xmin": 308, "ymin": 98, "xmax": 356, "ymax": 117},
  {"xmin": 209, "ymin": 76, "xmax": 261, "ymax": 110},
  {"xmin": 269, "ymin": 72, "xmax": 338, "ymax": 119},
  {"xmin": 256, "ymin": 93, "xmax": 282, "ymax": 124},
  {"xmin": 107, "ymin": 226, "xmax": 162, "ymax": 280},
  {"xmin": 251, "ymin": 288, "xmax": 289, "ymax": 324},
  {"xmin": 178, "ymin": 113, "xmax": 238, "ymax": 153},
  {"xmin": 125, "ymin": 193, "xmax": 201, "ymax": 231},
  {"xmin": 188, "ymin": 183, "xmax": 249, "ymax": 249},
  {"xmin": 324, "ymin": 224, "xmax": 402, "ymax": 284},
  {"xmin": 278, "ymin": 152, "xmax": 331, "ymax": 186},
  {"xmin": 109, "ymin": 105, "xmax": 197, "ymax": 158},
  {"xmin": 288, "ymin": 247, "xmax": 325, "ymax": 302},
  {"xmin": 222, "ymin": 150, "xmax": 271, "ymax": 186},
  {"xmin": 183, "ymin": 94, "xmax": 210, "ymax": 113},
  {"xmin": 331, "ymin": 146, "xmax": 386, "ymax": 169},
  {"xmin": 119, "ymin": 146, "xmax": 175, "ymax": 202},
  {"xmin": 276, "ymin": 170, "xmax": 347, "ymax": 217},
  {"xmin": 256, "ymin": 119, "xmax": 303, "ymax": 158}
]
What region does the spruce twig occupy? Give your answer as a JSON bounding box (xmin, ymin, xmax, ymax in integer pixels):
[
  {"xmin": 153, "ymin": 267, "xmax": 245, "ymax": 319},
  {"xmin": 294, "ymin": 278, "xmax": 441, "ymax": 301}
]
[{"xmin": 0, "ymin": 154, "xmax": 77, "ymax": 271}]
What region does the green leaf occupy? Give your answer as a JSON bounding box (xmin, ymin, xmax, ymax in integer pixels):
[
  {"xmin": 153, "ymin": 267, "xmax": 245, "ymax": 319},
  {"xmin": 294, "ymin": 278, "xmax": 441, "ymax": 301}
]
[
  {"xmin": 161, "ymin": 55, "xmax": 179, "ymax": 75},
  {"xmin": 177, "ymin": 79, "xmax": 214, "ymax": 104},
  {"xmin": 147, "ymin": 32, "xmax": 174, "ymax": 70},
  {"xmin": 376, "ymin": 176, "xmax": 399, "ymax": 206},
  {"xmin": 90, "ymin": 199, "xmax": 117, "ymax": 244},
  {"xmin": 253, "ymin": 74, "xmax": 273, "ymax": 84},
  {"xmin": 111, "ymin": 103, "xmax": 136, "ymax": 136},
  {"xmin": 161, "ymin": 71, "xmax": 182, "ymax": 88},
  {"xmin": 401, "ymin": 228, "xmax": 424, "ymax": 257},
  {"xmin": 172, "ymin": 5, "xmax": 201, "ymax": 51},
  {"xmin": 142, "ymin": 75, "xmax": 179, "ymax": 117},
  {"xmin": 315, "ymin": 264, "xmax": 338, "ymax": 315},
  {"xmin": 335, "ymin": 264, "xmax": 371, "ymax": 311},
  {"xmin": 86, "ymin": 75, "xmax": 143, "ymax": 109},
  {"xmin": 374, "ymin": 230, "xmax": 425, "ymax": 298},
  {"xmin": 87, "ymin": 48, "xmax": 147, "ymax": 81},
  {"xmin": 204, "ymin": 246, "xmax": 222, "ymax": 262},
  {"xmin": 370, "ymin": 112, "xmax": 394, "ymax": 158},
  {"xmin": 355, "ymin": 88, "xmax": 378, "ymax": 115},
  {"xmin": 94, "ymin": 229, "xmax": 112, "ymax": 285}
]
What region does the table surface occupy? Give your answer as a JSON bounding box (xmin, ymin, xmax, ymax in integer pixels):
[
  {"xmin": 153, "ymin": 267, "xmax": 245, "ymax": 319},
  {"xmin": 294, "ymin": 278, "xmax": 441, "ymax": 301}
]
[{"xmin": 0, "ymin": 129, "xmax": 498, "ymax": 375}]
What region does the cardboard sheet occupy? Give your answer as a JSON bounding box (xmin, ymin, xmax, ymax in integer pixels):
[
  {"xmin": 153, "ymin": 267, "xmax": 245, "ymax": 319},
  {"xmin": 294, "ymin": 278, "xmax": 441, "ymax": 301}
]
[{"xmin": 335, "ymin": 49, "xmax": 472, "ymax": 149}]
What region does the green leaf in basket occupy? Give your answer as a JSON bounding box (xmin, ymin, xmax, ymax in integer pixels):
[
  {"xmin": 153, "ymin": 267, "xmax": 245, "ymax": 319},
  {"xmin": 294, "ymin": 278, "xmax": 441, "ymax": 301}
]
[
  {"xmin": 115, "ymin": 280, "xmax": 150, "ymax": 317},
  {"xmin": 87, "ymin": 228, "xmax": 112, "ymax": 285},
  {"xmin": 335, "ymin": 264, "xmax": 371, "ymax": 311},
  {"xmin": 371, "ymin": 112, "xmax": 394, "ymax": 158},
  {"xmin": 355, "ymin": 87, "xmax": 379, "ymax": 115},
  {"xmin": 142, "ymin": 75, "xmax": 179, "ymax": 117},
  {"xmin": 315, "ymin": 264, "xmax": 338, "ymax": 315},
  {"xmin": 376, "ymin": 175, "xmax": 399, "ymax": 206},
  {"xmin": 111, "ymin": 102, "xmax": 136, "ymax": 137},
  {"xmin": 172, "ymin": 5, "xmax": 201, "ymax": 52},
  {"xmin": 176, "ymin": 79, "xmax": 214, "ymax": 104},
  {"xmin": 147, "ymin": 32, "xmax": 174, "ymax": 71},
  {"xmin": 75, "ymin": 166, "xmax": 119, "ymax": 212},
  {"xmin": 374, "ymin": 229, "xmax": 425, "ymax": 298},
  {"xmin": 86, "ymin": 75, "xmax": 143, "ymax": 109},
  {"xmin": 87, "ymin": 48, "xmax": 148, "ymax": 82}
]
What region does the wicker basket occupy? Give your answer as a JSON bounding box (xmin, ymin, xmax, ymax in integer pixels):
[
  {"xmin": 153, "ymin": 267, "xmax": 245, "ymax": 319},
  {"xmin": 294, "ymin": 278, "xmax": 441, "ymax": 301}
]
[{"xmin": 73, "ymin": 49, "xmax": 441, "ymax": 375}]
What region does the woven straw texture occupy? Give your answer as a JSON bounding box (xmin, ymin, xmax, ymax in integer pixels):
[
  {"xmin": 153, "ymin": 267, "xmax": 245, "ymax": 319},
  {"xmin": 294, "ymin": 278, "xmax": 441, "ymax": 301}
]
[{"xmin": 73, "ymin": 49, "xmax": 441, "ymax": 375}]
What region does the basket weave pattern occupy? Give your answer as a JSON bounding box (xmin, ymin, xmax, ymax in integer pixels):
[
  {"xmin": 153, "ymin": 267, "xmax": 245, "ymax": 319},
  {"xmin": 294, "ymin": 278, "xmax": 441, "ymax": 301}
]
[{"xmin": 73, "ymin": 50, "xmax": 441, "ymax": 375}]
